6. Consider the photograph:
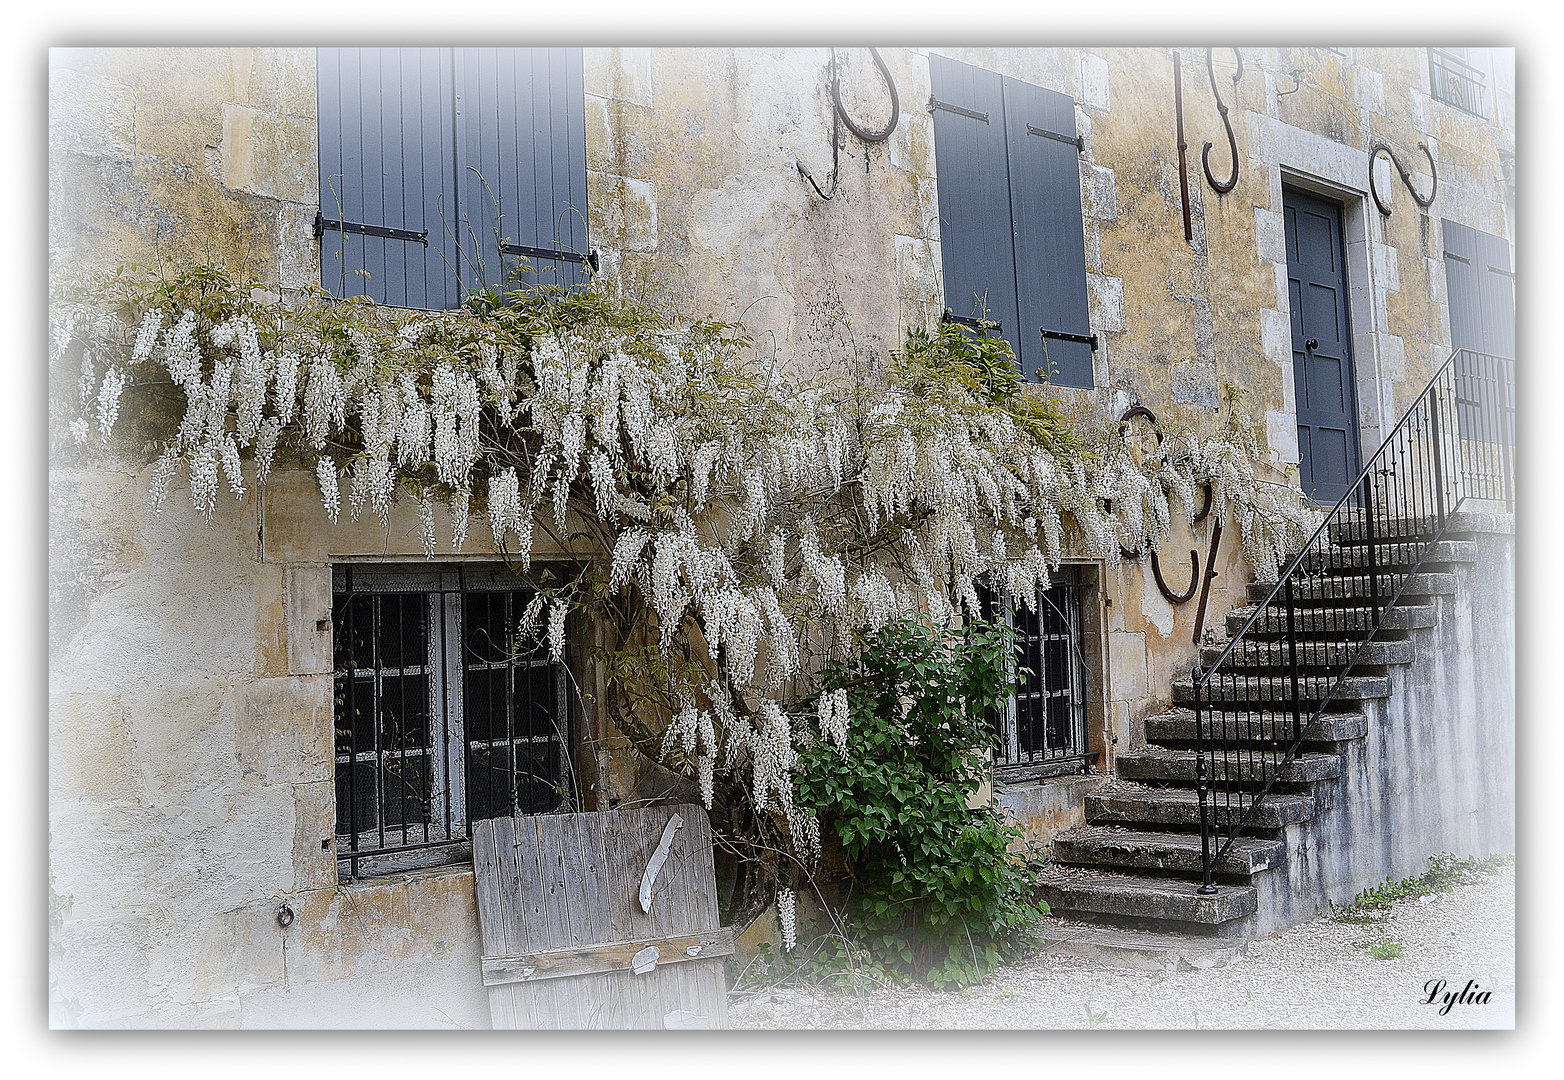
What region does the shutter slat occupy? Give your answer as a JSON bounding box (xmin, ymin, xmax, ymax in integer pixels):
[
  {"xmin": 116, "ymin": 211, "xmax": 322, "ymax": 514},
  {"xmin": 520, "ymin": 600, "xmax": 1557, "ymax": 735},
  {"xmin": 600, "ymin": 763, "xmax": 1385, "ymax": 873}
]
[
  {"xmin": 1003, "ymin": 75, "xmax": 1093, "ymax": 387},
  {"xmin": 929, "ymin": 54, "xmax": 1020, "ymax": 360}
]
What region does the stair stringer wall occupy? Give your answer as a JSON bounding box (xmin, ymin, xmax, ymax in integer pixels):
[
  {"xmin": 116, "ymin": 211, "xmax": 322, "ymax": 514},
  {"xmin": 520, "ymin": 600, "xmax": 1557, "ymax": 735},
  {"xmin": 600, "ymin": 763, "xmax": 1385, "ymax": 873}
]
[{"xmin": 1244, "ymin": 517, "xmax": 1514, "ymax": 937}]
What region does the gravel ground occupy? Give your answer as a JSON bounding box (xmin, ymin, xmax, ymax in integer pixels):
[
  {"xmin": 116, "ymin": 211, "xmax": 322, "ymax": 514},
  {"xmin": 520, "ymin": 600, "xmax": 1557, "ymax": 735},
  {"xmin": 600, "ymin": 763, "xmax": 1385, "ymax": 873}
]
[{"xmin": 729, "ymin": 864, "xmax": 1514, "ymax": 1030}]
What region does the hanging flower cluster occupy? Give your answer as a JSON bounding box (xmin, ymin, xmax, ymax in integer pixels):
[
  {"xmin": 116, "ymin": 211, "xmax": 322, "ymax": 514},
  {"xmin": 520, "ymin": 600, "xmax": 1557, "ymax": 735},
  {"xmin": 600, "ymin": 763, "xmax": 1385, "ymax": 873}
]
[{"xmin": 54, "ymin": 269, "xmax": 1318, "ymax": 866}]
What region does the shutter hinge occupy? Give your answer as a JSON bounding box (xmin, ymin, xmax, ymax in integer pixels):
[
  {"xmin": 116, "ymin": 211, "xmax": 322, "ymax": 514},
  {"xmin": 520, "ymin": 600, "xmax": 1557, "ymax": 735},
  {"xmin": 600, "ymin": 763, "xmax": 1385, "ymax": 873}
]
[
  {"xmin": 314, "ymin": 211, "xmax": 429, "ymax": 247},
  {"xmin": 501, "ymin": 243, "xmax": 599, "ymax": 273},
  {"xmin": 1026, "ymin": 123, "xmax": 1085, "ymax": 153},
  {"xmin": 942, "ymin": 309, "xmax": 1002, "ymax": 335},
  {"xmin": 928, "ymin": 96, "xmax": 989, "ymax": 123},
  {"xmin": 1041, "ymin": 327, "xmax": 1099, "ymax": 351}
]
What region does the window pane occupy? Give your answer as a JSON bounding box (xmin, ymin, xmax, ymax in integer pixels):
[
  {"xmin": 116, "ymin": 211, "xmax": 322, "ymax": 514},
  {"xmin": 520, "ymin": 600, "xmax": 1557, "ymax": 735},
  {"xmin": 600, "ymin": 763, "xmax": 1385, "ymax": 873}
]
[
  {"xmin": 515, "ymin": 742, "xmax": 560, "ymax": 815},
  {"xmin": 463, "ymin": 666, "xmax": 509, "ymax": 743},
  {"xmin": 380, "ymin": 672, "xmax": 430, "ymax": 749},
  {"xmin": 380, "ymin": 755, "xmax": 431, "ymax": 828}
]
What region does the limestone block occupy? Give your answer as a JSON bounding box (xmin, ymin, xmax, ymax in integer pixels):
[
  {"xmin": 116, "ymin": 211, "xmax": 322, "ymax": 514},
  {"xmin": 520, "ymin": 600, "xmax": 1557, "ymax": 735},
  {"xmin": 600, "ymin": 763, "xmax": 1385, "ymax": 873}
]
[
  {"xmin": 293, "ymin": 780, "xmax": 338, "ymax": 892},
  {"xmin": 1379, "ymin": 333, "xmax": 1406, "ymax": 381},
  {"xmin": 191, "ymin": 900, "xmax": 286, "ymax": 1002},
  {"xmin": 1266, "ymin": 410, "xmax": 1301, "ymax": 464},
  {"xmin": 585, "ymin": 47, "xmax": 653, "ymax": 108},
  {"xmin": 1078, "ymin": 53, "xmax": 1110, "ymax": 111},
  {"xmin": 1354, "ymin": 66, "xmax": 1385, "ymax": 114},
  {"xmin": 52, "ymin": 914, "xmax": 154, "ymax": 1027},
  {"xmin": 253, "ymin": 562, "xmax": 288, "ymax": 677},
  {"xmin": 1254, "ymin": 206, "xmax": 1286, "ymax": 264},
  {"xmin": 1108, "ymin": 630, "xmax": 1148, "ymax": 702},
  {"xmin": 49, "ymin": 63, "xmax": 136, "ymax": 160},
  {"xmin": 1259, "ymin": 307, "xmax": 1291, "ymax": 367},
  {"xmin": 282, "ymin": 868, "xmax": 482, "ymax": 986},
  {"xmin": 587, "ymin": 171, "xmax": 658, "ymax": 253},
  {"xmin": 285, "ymin": 566, "xmax": 332, "ymax": 677},
  {"xmin": 236, "ymin": 675, "xmax": 332, "ymax": 785},
  {"xmin": 894, "ymin": 234, "xmax": 938, "ymax": 302},
  {"xmin": 220, "ymin": 103, "xmax": 316, "ymax": 203},
  {"xmin": 1083, "ymin": 163, "xmax": 1118, "ymax": 221},
  {"xmin": 277, "ymin": 200, "xmax": 320, "ymax": 295},
  {"xmin": 50, "ymin": 692, "xmax": 145, "ymax": 805},
  {"xmin": 584, "ymin": 93, "xmax": 614, "ymax": 174},
  {"xmin": 1372, "ymin": 240, "xmax": 1400, "ymax": 292},
  {"xmin": 1087, "ymin": 273, "xmax": 1125, "ymax": 333}
]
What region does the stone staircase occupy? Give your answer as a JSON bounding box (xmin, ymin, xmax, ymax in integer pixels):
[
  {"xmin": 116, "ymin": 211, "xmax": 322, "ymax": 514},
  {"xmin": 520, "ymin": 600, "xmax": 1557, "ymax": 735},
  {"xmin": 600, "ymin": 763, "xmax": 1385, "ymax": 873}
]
[{"xmin": 1034, "ymin": 530, "xmax": 1485, "ymax": 965}]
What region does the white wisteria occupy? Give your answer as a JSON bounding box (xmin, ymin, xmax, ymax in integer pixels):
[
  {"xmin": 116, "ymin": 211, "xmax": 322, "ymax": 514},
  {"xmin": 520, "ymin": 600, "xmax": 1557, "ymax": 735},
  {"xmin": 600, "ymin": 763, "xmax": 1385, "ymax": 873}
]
[{"xmin": 55, "ymin": 273, "xmax": 1318, "ymax": 865}]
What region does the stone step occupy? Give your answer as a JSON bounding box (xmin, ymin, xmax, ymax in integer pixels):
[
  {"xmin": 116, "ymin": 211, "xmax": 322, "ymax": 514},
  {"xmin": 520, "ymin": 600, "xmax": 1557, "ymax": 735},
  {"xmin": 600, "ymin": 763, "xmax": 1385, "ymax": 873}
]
[
  {"xmin": 1172, "ymin": 673, "xmax": 1391, "ymax": 705},
  {"xmin": 1199, "ymin": 637, "xmax": 1414, "ymax": 671},
  {"xmin": 1052, "ymin": 824, "xmax": 1286, "ymax": 877},
  {"xmin": 1036, "ymin": 866, "xmax": 1257, "ymax": 926},
  {"xmin": 1086, "ymin": 783, "xmax": 1316, "ymax": 829},
  {"xmin": 1328, "ymin": 515, "xmax": 1440, "ymax": 546},
  {"xmin": 1039, "ymin": 922, "xmax": 1249, "ymax": 971},
  {"xmin": 1115, "ymin": 747, "xmax": 1343, "ymax": 785},
  {"xmin": 1298, "ymin": 539, "xmax": 1476, "ymax": 573},
  {"xmin": 1144, "ymin": 708, "xmax": 1368, "ymax": 746},
  {"xmin": 1225, "ymin": 602, "xmax": 1435, "ymax": 638},
  {"xmin": 1245, "ymin": 572, "xmax": 1456, "ymax": 605}
]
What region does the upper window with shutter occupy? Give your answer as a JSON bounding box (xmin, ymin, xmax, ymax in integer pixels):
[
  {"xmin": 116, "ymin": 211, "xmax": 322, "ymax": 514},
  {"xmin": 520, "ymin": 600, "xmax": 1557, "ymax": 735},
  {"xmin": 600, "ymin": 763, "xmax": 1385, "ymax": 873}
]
[
  {"xmin": 929, "ymin": 54, "xmax": 1095, "ymax": 389},
  {"xmin": 317, "ymin": 48, "xmax": 589, "ymax": 311}
]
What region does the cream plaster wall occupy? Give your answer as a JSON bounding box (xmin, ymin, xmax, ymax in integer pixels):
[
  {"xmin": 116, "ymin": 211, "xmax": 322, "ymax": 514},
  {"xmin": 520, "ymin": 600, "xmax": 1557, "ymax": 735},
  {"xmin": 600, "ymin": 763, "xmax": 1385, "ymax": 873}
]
[{"xmin": 48, "ymin": 45, "xmax": 1514, "ymax": 1027}]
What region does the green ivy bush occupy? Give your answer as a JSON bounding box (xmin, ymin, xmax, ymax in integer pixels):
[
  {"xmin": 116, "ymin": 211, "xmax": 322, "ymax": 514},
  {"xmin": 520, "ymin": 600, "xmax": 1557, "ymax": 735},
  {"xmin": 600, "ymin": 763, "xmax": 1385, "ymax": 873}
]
[{"xmin": 793, "ymin": 616, "xmax": 1048, "ymax": 989}]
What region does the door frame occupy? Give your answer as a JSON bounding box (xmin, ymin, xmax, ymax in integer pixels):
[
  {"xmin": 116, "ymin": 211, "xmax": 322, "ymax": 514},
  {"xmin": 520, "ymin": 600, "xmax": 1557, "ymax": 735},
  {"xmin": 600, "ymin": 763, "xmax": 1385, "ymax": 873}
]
[
  {"xmin": 1282, "ymin": 183, "xmax": 1363, "ymax": 504},
  {"xmin": 1276, "ymin": 166, "xmax": 1395, "ymax": 466}
]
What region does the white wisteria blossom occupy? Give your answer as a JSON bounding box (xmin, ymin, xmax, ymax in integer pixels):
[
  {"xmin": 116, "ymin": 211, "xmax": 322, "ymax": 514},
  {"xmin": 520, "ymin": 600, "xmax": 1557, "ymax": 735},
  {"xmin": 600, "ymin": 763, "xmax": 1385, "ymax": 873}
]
[{"xmin": 56, "ymin": 270, "xmax": 1319, "ymax": 868}]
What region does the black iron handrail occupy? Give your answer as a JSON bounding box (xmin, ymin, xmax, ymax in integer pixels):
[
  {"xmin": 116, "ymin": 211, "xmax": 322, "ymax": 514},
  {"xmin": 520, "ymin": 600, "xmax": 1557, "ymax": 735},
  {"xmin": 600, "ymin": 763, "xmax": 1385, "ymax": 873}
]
[{"xmin": 1191, "ymin": 348, "xmax": 1513, "ymax": 891}]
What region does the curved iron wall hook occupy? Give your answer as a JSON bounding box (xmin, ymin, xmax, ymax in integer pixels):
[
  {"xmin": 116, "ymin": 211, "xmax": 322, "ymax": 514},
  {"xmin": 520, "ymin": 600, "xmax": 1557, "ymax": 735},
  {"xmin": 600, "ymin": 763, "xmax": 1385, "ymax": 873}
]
[
  {"xmin": 1200, "ymin": 47, "xmax": 1242, "ymax": 195},
  {"xmin": 1368, "ymin": 141, "xmax": 1438, "ymax": 217},
  {"xmin": 1192, "ymin": 483, "xmax": 1214, "ymax": 524},
  {"xmin": 1151, "ymin": 549, "xmax": 1202, "ymax": 604}
]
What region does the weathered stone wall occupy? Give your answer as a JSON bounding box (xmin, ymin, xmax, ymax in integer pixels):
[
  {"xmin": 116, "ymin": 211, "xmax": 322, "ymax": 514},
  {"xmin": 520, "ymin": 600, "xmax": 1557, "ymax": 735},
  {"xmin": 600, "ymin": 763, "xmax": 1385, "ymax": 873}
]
[{"xmin": 49, "ymin": 45, "xmax": 1514, "ymax": 1026}]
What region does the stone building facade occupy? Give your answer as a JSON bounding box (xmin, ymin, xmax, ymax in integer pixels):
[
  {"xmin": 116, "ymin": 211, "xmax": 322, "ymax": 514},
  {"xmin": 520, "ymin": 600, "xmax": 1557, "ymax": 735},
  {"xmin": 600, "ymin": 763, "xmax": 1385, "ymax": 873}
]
[{"xmin": 48, "ymin": 45, "xmax": 1515, "ymax": 1026}]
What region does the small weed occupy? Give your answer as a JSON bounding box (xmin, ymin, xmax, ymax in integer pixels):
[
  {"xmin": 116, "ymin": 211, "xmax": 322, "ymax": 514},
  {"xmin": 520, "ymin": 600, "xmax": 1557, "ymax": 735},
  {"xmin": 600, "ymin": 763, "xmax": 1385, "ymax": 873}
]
[
  {"xmin": 1366, "ymin": 937, "xmax": 1404, "ymax": 960},
  {"xmin": 1083, "ymin": 1003, "xmax": 1107, "ymax": 1028},
  {"xmin": 1337, "ymin": 853, "xmax": 1512, "ymax": 919}
]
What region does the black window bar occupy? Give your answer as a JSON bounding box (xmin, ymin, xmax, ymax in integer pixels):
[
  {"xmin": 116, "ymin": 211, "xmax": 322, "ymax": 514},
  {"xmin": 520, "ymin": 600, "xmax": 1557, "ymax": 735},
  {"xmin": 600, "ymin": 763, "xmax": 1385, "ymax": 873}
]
[
  {"xmin": 333, "ymin": 564, "xmax": 573, "ymax": 881},
  {"xmin": 978, "ymin": 567, "xmax": 1093, "ymax": 781}
]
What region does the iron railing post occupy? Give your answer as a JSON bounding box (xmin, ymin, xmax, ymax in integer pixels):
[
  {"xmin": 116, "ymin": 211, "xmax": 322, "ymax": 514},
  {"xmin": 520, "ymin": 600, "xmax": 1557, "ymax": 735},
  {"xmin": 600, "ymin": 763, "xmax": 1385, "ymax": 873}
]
[
  {"xmin": 1285, "ymin": 577, "xmax": 1300, "ymax": 746},
  {"xmin": 1430, "ymin": 377, "xmax": 1449, "ymax": 524},
  {"xmin": 1500, "ymin": 355, "xmax": 1515, "ymax": 512},
  {"xmin": 1364, "ymin": 472, "xmax": 1380, "ymax": 628},
  {"xmin": 1194, "ymin": 665, "xmax": 1216, "ymax": 893}
]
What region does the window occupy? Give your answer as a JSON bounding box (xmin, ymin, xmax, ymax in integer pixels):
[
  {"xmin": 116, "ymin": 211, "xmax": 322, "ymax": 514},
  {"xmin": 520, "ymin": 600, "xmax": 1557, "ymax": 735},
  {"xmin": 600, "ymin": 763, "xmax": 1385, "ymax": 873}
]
[
  {"xmin": 928, "ymin": 54, "xmax": 1096, "ymax": 388},
  {"xmin": 332, "ymin": 564, "xmax": 574, "ymax": 880},
  {"xmin": 1428, "ymin": 48, "xmax": 1486, "ymax": 118},
  {"xmin": 316, "ymin": 47, "xmax": 590, "ymax": 310},
  {"xmin": 978, "ymin": 566, "xmax": 1093, "ymax": 780},
  {"xmin": 1442, "ymin": 219, "xmax": 1515, "ymax": 451}
]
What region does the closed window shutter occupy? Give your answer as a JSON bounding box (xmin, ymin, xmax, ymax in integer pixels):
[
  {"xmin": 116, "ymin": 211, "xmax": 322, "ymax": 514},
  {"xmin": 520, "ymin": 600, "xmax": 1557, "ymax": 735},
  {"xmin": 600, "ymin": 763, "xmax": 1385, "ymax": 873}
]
[
  {"xmin": 930, "ymin": 55, "xmax": 1094, "ymax": 388},
  {"xmin": 317, "ymin": 48, "xmax": 462, "ymax": 310},
  {"xmin": 1002, "ymin": 77, "xmax": 1093, "ymax": 388},
  {"xmin": 929, "ymin": 55, "xmax": 1020, "ymax": 358},
  {"xmin": 456, "ymin": 48, "xmax": 590, "ymax": 295},
  {"xmin": 1443, "ymin": 219, "xmax": 1514, "ymax": 359}
]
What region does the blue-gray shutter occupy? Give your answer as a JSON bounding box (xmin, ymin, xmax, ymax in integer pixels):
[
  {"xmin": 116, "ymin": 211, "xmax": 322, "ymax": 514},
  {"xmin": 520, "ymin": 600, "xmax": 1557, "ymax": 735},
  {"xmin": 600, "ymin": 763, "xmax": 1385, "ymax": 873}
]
[
  {"xmin": 1443, "ymin": 219, "xmax": 1514, "ymax": 359},
  {"xmin": 1002, "ymin": 76, "xmax": 1093, "ymax": 388},
  {"xmin": 929, "ymin": 55, "xmax": 1020, "ymax": 361},
  {"xmin": 456, "ymin": 48, "xmax": 589, "ymax": 295},
  {"xmin": 317, "ymin": 48, "xmax": 463, "ymax": 310}
]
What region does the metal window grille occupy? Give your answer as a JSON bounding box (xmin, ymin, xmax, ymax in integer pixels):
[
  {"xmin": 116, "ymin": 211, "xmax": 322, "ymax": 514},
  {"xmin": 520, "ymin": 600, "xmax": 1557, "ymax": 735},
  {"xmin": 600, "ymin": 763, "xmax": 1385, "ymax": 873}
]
[
  {"xmin": 332, "ymin": 564, "xmax": 572, "ymax": 880},
  {"xmin": 978, "ymin": 567, "xmax": 1092, "ymax": 780},
  {"xmin": 1429, "ymin": 48, "xmax": 1486, "ymax": 117}
]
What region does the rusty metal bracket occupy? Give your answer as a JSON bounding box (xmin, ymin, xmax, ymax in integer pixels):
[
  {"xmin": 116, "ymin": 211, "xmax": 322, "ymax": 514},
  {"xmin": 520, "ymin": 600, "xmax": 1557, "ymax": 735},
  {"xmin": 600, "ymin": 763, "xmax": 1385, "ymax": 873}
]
[
  {"xmin": 1369, "ymin": 141, "xmax": 1438, "ymax": 217},
  {"xmin": 1190, "ymin": 519, "xmax": 1224, "ymax": 645},
  {"xmin": 1152, "ymin": 548, "xmax": 1201, "ymax": 604},
  {"xmin": 1173, "ymin": 51, "xmax": 1193, "ymax": 245},
  {"xmin": 1200, "ymin": 48, "xmax": 1242, "ymax": 195}
]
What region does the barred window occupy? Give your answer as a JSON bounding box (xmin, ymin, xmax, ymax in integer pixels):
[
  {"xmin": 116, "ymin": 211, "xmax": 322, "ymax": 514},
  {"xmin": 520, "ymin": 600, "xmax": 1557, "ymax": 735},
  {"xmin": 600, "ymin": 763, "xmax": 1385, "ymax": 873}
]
[
  {"xmin": 977, "ymin": 566, "xmax": 1093, "ymax": 780},
  {"xmin": 1428, "ymin": 48, "xmax": 1486, "ymax": 118},
  {"xmin": 332, "ymin": 564, "xmax": 573, "ymax": 880}
]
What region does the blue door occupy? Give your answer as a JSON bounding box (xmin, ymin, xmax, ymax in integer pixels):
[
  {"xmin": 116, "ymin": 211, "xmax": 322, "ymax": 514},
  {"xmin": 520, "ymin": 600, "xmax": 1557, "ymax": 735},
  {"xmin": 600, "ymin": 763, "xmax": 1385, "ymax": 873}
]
[{"xmin": 1284, "ymin": 189, "xmax": 1361, "ymax": 504}]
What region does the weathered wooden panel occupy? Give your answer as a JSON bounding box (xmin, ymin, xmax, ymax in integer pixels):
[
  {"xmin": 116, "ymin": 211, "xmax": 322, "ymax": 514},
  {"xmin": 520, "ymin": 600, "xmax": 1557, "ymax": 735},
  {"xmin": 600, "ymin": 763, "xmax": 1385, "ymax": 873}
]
[{"xmin": 472, "ymin": 804, "xmax": 729, "ymax": 1029}]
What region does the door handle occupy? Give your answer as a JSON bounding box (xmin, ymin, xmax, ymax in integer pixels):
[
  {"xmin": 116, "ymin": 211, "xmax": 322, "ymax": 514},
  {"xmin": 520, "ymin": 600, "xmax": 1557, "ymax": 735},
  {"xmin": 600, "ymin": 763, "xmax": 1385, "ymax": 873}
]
[{"xmin": 1305, "ymin": 338, "xmax": 1318, "ymax": 350}]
